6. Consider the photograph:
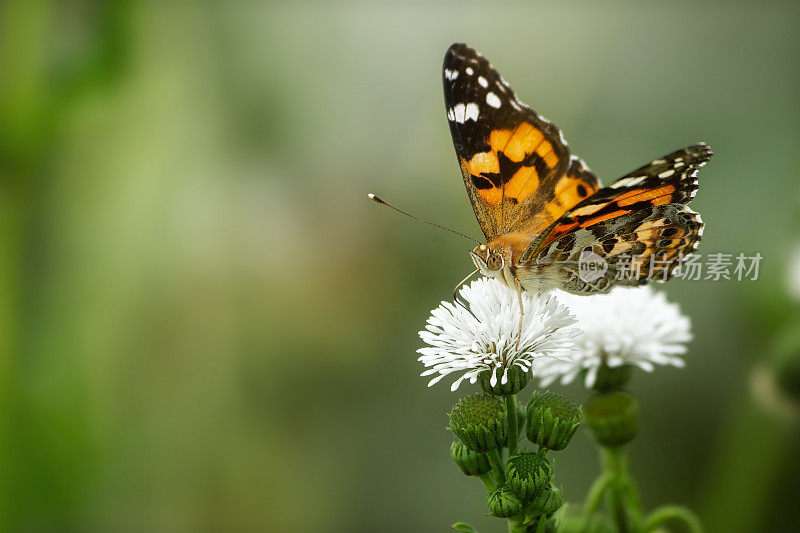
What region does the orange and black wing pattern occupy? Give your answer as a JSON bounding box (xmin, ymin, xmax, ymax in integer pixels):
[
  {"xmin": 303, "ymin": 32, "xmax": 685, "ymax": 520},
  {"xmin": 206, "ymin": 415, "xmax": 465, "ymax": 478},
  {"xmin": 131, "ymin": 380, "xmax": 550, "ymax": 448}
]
[
  {"xmin": 521, "ymin": 143, "xmax": 712, "ymax": 292},
  {"xmin": 443, "ymin": 43, "xmax": 597, "ymax": 240},
  {"xmin": 529, "ymin": 143, "xmax": 712, "ymax": 254}
]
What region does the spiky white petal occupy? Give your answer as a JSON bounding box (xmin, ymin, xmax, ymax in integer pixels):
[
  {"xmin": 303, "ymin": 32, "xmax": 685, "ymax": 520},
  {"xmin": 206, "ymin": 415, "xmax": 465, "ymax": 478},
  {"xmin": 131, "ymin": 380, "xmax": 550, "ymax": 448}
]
[
  {"xmin": 533, "ymin": 287, "xmax": 692, "ymax": 388},
  {"xmin": 418, "ymin": 278, "xmax": 579, "ymax": 391}
]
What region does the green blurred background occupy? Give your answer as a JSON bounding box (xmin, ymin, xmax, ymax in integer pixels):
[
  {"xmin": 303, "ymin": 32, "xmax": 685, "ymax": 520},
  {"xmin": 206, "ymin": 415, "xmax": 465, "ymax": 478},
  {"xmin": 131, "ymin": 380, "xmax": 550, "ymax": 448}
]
[{"xmin": 1, "ymin": 1, "xmax": 798, "ymax": 532}]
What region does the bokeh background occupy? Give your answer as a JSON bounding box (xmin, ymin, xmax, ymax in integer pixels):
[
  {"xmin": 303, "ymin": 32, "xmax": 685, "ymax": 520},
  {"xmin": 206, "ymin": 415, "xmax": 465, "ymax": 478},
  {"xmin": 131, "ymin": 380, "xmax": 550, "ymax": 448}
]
[{"xmin": 1, "ymin": 1, "xmax": 799, "ymax": 532}]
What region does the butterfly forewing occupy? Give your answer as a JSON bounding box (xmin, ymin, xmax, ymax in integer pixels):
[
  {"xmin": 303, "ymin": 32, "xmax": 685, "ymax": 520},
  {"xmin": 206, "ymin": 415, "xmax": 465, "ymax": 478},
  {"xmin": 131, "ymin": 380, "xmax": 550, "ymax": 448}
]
[{"xmin": 444, "ymin": 43, "xmax": 590, "ymax": 240}]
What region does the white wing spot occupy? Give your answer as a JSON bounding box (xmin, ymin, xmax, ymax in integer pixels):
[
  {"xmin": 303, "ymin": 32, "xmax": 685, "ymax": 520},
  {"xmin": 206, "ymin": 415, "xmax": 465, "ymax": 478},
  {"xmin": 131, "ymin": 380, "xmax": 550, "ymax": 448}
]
[
  {"xmin": 486, "ymin": 92, "xmax": 501, "ymax": 108},
  {"xmin": 465, "ymin": 67, "xmax": 474, "ymax": 76},
  {"xmin": 447, "ymin": 108, "xmax": 455, "ymax": 121},
  {"xmin": 610, "ymin": 176, "xmax": 646, "ymax": 189},
  {"xmin": 478, "ymin": 76, "xmax": 488, "ymax": 88},
  {"xmin": 651, "ymin": 159, "xmax": 666, "ymax": 165},
  {"xmin": 453, "ymin": 103, "xmax": 466, "ymax": 123},
  {"xmin": 465, "ymin": 103, "xmax": 479, "ymax": 121},
  {"xmin": 444, "ymin": 69, "xmax": 459, "ymax": 81},
  {"xmin": 659, "ymin": 169, "xmax": 675, "ymax": 178}
]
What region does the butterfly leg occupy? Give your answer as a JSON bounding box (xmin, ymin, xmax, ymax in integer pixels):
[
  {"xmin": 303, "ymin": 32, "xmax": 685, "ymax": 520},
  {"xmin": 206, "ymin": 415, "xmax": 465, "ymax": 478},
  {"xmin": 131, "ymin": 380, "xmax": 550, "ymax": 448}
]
[
  {"xmin": 514, "ymin": 277, "xmax": 524, "ymax": 350},
  {"xmin": 453, "ymin": 269, "xmax": 480, "ymax": 319}
]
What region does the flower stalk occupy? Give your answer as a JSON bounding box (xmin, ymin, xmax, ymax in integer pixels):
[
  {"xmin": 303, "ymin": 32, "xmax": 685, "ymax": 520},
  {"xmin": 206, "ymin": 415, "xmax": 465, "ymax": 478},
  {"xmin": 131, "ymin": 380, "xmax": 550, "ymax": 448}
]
[
  {"xmin": 486, "ymin": 448, "xmax": 506, "ymax": 484},
  {"xmin": 601, "ymin": 446, "xmax": 641, "ymax": 533},
  {"xmin": 645, "ymin": 505, "xmax": 704, "ymax": 533},
  {"xmin": 506, "ymin": 394, "xmax": 519, "ymax": 455}
]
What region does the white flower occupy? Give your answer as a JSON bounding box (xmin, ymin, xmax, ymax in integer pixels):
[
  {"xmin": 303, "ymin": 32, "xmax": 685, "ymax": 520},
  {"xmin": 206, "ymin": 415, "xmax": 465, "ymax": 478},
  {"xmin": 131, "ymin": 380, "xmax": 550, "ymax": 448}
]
[
  {"xmin": 533, "ymin": 286, "xmax": 692, "ymax": 388},
  {"xmin": 417, "ymin": 278, "xmax": 579, "ymax": 391}
]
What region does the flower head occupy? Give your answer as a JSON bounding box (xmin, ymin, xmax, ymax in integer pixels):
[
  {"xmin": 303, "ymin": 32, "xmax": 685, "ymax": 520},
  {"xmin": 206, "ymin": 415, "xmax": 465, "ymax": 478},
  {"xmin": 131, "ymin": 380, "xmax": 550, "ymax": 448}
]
[
  {"xmin": 534, "ymin": 286, "xmax": 692, "ymax": 388},
  {"xmin": 418, "ymin": 278, "xmax": 579, "ymax": 391}
]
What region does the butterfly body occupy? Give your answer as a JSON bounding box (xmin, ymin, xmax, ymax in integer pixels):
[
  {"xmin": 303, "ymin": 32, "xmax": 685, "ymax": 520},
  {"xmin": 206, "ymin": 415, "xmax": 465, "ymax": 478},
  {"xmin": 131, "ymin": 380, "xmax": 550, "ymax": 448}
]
[{"xmin": 445, "ymin": 43, "xmax": 711, "ymax": 295}]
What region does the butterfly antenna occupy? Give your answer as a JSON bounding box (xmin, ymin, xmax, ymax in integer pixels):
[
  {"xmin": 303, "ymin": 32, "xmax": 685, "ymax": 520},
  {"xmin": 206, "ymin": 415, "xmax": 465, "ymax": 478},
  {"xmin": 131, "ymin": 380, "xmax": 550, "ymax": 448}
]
[{"xmin": 368, "ymin": 193, "xmax": 482, "ymax": 244}]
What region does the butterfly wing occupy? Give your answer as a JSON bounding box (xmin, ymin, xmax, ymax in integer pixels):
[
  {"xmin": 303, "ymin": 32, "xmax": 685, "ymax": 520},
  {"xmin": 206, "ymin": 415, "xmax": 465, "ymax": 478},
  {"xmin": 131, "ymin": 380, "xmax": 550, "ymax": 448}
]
[
  {"xmin": 522, "ymin": 143, "xmax": 712, "ymax": 293},
  {"xmin": 535, "ymin": 204, "xmax": 704, "ymax": 294},
  {"xmin": 443, "ymin": 43, "xmax": 597, "ymax": 240},
  {"xmin": 543, "ymin": 156, "xmax": 602, "ymax": 229},
  {"xmin": 525, "ymin": 143, "xmax": 711, "ymax": 256}
]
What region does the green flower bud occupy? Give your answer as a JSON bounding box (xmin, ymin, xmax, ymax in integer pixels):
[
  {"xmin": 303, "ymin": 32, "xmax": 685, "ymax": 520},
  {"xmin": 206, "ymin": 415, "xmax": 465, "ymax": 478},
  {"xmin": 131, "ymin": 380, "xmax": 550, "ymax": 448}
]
[
  {"xmin": 478, "ymin": 365, "xmax": 530, "ymax": 396},
  {"xmin": 448, "ymin": 394, "xmax": 508, "ymax": 452},
  {"xmin": 505, "ymin": 452, "xmax": 553, "ymax": 503},
  {"xmin": 526, "ymin": 390, "xmax": 582, "ymax": 451},
  {"xmin": 584, "ymin": 391, "xmax": 639, "ymax": 447},
  {"xmin": 526, "ymin": 483, "xmax": 563, "ymax": 517},
  {"xmin": 449, "ymin": 441, "xmax": 492, "ymax": 476},
  {"xmin": 592, "ymin": 364, "xmax": 633, "ymax": 393},
  {"xmin": 486, "ymin": 486, "xmax": 523, "ymax": 518}
]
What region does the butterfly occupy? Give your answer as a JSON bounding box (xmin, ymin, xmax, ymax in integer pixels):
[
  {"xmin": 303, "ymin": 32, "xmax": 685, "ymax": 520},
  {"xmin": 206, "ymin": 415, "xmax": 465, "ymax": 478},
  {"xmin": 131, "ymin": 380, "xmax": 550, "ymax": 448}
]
[{"xmin": 443, "ymin": 43, "xmax": 711, "ymax": 296}]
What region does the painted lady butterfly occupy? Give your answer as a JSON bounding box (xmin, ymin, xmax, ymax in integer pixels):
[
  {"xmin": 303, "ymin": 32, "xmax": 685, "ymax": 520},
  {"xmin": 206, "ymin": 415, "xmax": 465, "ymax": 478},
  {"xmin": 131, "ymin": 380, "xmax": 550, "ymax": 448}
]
[{"xmin": 443, "ymin": 43, "xmax": 711, "ymax": 295}]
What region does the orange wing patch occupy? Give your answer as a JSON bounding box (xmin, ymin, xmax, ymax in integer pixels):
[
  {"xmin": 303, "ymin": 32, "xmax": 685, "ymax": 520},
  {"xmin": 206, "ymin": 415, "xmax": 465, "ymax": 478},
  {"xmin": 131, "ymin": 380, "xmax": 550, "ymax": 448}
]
[
  {"xmin": 504, "ymin": 165, "xmax": 540, "ymax": 199},
  {"xmin": 550, "ymin": 165, "xmax": 599, "ymax": 213},
  {"xmin": 464, "ymin": 122, "xmax": 564, "ymax": 208},
  {"xmin": 614, "ymin": 185, "xmax": 676, "ymax": 206}
]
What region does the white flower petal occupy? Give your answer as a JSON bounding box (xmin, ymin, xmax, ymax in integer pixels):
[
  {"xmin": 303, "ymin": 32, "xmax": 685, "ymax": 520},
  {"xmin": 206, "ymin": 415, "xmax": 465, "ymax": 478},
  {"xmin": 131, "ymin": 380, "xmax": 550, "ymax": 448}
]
[
  {"xmin": 417, "ymin": 278, "xmax": 579, "ymax": 390},
  {"xmin": 533, "ymin": 286, "xmax": 692, "ymax": 387}
]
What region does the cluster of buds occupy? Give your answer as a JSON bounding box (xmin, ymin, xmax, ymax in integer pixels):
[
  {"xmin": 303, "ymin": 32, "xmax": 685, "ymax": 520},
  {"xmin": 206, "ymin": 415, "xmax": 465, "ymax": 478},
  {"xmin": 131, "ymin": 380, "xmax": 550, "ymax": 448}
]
[{"xmin": 448, "ymin": 383, "xmax": 582, "ymax": 522}]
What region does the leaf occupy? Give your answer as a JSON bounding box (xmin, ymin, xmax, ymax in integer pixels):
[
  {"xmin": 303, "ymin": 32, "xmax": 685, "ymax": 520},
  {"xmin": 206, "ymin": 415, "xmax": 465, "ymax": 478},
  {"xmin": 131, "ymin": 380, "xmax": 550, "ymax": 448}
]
[{"xmin": 451, "ymin": 523, "xmax": 478, "ymax": 533}]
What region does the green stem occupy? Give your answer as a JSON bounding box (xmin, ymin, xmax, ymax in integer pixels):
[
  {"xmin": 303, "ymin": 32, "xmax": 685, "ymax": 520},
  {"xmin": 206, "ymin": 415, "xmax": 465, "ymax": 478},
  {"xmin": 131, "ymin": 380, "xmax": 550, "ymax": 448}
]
[
  {"xmin": 506, "ymin": 394, "xmax": 519, "ymax": 455},
  {"xmin": 486, "ymin": 447, "xmax": 506, "ymax": 484},
  {"xmin": 583, "ymin": 472, "xmax": 614, "ymax": 517},
  {"xmin": 601, "ymin": 446, "xmax": 638, "ymax": 533},
  {"xmin": 645, "ymin": 505, "xmax": 703, "ymax": 533},
  {"xmin": 478, "ymin": 472, "xmax": 496, "ymax": 491},
  {"xmin": 507, "ymin": 517, "xmax": 529, "ymax": 533}
]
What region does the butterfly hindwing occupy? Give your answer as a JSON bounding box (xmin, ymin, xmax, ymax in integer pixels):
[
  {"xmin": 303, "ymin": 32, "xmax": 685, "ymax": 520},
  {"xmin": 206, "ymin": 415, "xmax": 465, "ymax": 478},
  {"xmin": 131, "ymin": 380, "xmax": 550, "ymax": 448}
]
[
  {"xmin": 444, "ymin": 43, "xmax": 586, "ymax": 240},
  {"xmin": 534, "ymin": 203, "xmax": 704, "ymax": 294},
  {"xmin": 523, "ymin": 143, "xmax": 712, "ymax": 261}
]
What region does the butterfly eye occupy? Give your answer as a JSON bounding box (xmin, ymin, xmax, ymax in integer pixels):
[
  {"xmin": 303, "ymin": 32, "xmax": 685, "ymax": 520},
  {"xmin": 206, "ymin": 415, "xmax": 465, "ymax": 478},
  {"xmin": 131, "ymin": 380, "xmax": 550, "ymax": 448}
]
[{"xmin": 487, "ymin": 253, "xmax": 504, "ymax": 271}]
